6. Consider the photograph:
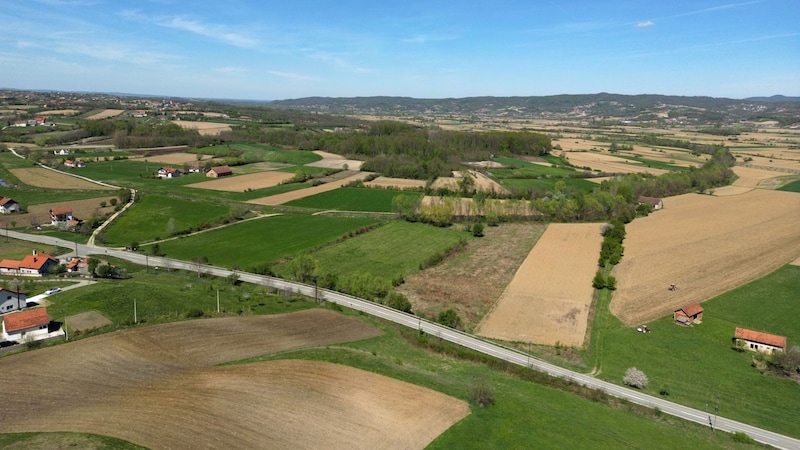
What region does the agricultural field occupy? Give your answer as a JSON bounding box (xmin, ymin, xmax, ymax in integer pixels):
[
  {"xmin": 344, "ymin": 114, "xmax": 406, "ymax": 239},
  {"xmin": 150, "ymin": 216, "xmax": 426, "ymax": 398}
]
[
  {"xmin": 155, "ymin": 214, "xmax": 381, "ymax": 269},
  {"xmin": 85, "ymin": 109, "xmax": 124, "ymax": 120},
  {"xmin": 247, "ymin": 172, "xmax": 372, "ymax": 205},
  {"xmin": 308, "ymin": 150, "xmax": 364, "ymax": 170},
  {"xmin": 476, "ymin": 223, "xmax": 604, "ymax": 347},
  {"xmin": 557, "ymin": 151, "xmax": 670, "ymax": 176},
  {"xmin": 280, "ymin": 221, "xmax": 468, "ymax": 281},
  {"xmin": 10, "ymin": 168, "xmax": 110, "ymax": 190},
  {"xmin": 283, "ymin": 187, "xmax": 419, "ymax": 212},
  {"xmin": 100, "ymin": 194, "xmax": 234, "ymax": 246},
  {"xmin": 611, "ymin": 188, "xmax": 800, "ymax": 326},
  {"xmin": 0, "ymin": 196, "xmax": 117, "ymax": 230},
  {"xmin": 187, "ymin": 171, "xmax": 295, "ymax": 192},
  {"xmin": 0, "ymin": 310, "xmax": 470, "ymax": 450},
  {"xmin": 596, "ymin": 264, "xmax": 800, "ymax": 439},
  {"xmin": 171, "ymin": 120, "xmax": 231, "ymax": 136},
  {"xmin": 364, "ymin": 176, "xmax": 426, "ymax": 189}
]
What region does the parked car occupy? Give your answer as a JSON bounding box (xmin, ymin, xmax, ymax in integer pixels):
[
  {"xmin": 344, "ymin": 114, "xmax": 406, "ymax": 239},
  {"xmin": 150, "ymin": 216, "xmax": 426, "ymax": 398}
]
[{"xmin": 44, "ymin": 287, "xmax": 61, "ymax": 295}]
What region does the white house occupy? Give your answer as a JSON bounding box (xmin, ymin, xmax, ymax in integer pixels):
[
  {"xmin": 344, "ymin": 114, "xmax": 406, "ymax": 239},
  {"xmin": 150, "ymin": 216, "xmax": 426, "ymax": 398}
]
[
  {"xmin": 2, "ymin": 307, "xmax": 49, "ymax": 342},
  {"xmin": 54, "ymin": 149, "xmax": 71, "ymax": 155},
  {"xmin": 158, "ymin": 166, "xmax": 182, "ymax": 178},
  {"xmin": 0, "ymin": 287, "xmax": 27, "ymax": 314},
  {"xmin": 0, "ymin": 197, "xmax": 20, "ymax": 214},
  {"xmin": 0, "ymin": 251, "xmax": 59, "ymax": 277}
]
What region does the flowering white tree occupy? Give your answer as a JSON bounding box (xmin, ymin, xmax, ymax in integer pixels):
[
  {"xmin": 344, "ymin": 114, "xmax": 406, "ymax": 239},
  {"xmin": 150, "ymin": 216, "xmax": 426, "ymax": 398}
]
[{"xmin": 623, "ymin": 367, "xmax": 649, "ymax": 389}]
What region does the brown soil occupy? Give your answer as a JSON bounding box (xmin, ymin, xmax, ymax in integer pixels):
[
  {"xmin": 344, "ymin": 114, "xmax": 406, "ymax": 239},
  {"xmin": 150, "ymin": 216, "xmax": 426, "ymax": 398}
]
[
  {"xmin": 188, "ymin": 171, "xmax": 295, "ymax": 192},
  {"xmin": 475, "ymin": 223, "xmax": 604, "ymax": 346},
  {"xmin": 86, "ymin": 109, "xmax": 125, "ymax": 120},
  {"xmin": 247, "ymin": 172, "xmax": 371, "ymax": 205},
  {"xmin": 397, "ymin": 223, "xmax": 546, "ymax": 330},
  {"xmin": 611, "ymin": 189, "xmax": 800, "ymax": 326},
  {"xmin": 0, "ymin": 309, "xmax": 468, "ymax": 449},
  {"xmin": 172, "ymin": 120, "xmax": 232, "ymax": 136},
  {"xmin": 365, "ymin": 176, "xmax": 426, "ymax": 189},
  {"xmin": 66, "ymin": 310, "xmax": 112, "ymax": 331},
  {"xmin": 558, "ymin": 151, "xmax": 669, "ymax": 176},
  {"xmin": 10, "ymin": 168, "xmax": 111, "ymax": 190},
  {"xmin": 0, "ymin": 197, "xmax": 118, "ymax": 229}
]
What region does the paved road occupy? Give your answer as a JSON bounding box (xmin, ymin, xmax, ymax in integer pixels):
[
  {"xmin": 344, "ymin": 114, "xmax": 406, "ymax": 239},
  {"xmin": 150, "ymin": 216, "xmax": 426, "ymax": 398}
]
[{"xmin": 7, "ymin": 229, "xmax": 800, "ymax": 450}]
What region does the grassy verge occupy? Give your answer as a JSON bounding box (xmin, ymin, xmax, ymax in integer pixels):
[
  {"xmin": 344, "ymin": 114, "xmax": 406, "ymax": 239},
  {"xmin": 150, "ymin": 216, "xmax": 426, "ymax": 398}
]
[{"xmin": 0, "ymin": 432, "xmax": 145, "ymax": 450}]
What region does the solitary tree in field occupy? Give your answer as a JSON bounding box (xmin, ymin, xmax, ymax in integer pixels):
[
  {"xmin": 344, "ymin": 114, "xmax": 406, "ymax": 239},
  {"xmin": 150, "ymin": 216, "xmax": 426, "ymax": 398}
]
[{"xmin": 623, "ymin": 367, "xmax": 649, "ymax": 389}]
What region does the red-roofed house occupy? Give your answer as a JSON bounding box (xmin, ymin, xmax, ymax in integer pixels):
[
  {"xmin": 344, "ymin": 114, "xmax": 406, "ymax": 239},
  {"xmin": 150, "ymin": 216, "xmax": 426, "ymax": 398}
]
[
  {"xmin": 0, "ymin": 251, "xmax": 58, "ymax": 277},
  {"xmin": 0, "ymin": 287, "xmax": 27, "ymax": 314},
  {"xmin": 2, "ymin": 307, "xmax": 50, "ymax": 341},
  {"xmin": 207, "ymin": 166, "xmax": 233, "ymax": 178},
  {"xmin": 50, "ymin": 206, "xmax": 73, "ymax": 224},
  {"xmin": 638, "ymin": 196, "xmax": 664, "ymax": 210},
  {"xmin": 0, "ymin": 196, "xmax": 20, "ymax": 214},
  {"xmin": 158, "ymin": 166, "xmax": 182, "ymax": 178},
  {"xmin": 673, "ymin": 303, "xmax": 704, "ymax": 325},
  {"xmin": 65, "ymin": 256, "xmax": 91, "ymax": 275},
  {"xmin": 734, "ymin": 328, "xmax": 786, "ymax": 355}
]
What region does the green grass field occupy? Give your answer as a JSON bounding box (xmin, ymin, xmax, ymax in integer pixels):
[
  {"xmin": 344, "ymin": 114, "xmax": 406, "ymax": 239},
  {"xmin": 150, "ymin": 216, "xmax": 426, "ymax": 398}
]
[
  {"xmin": 0, "ymin": 237, "xmax": 66, "ymax": 260},
  {"xmin": 284, "ymin": 187, "xmax": 420, "ymax": 212},
  {"xmin": 491, "ymin": 157, "xmax": 579, "ymax": 178},
  {"xmin": 278, "ymin": 221, "xmax": 468, "ymax": 280},
  {"xmin": 193, "ymin": 143, "xmax": 322, "ymax": 165},
  {"xmin": 0, "ymin": 432, "xmax": 146, "ymax": 450},
  {"xmin": 101, "ymin": 194, "xmax": 233, "ymax": 246},
  {"xmin": 155, "ymin": 214, "xmax": 381, "ymax": 269},
  {"xmin": 500, "ymin": 177, "xmax": 598, "ymax": 194},
  {"xmin": 592, "ymin": 265, "xmax": 800, "ymax": 438},
  {"xmin": 778, "ymin": 179, "xmax": 800, "ymax": 192}
]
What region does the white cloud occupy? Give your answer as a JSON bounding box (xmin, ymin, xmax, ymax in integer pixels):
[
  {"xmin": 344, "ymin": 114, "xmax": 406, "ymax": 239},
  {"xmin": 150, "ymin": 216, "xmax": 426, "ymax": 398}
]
[
  {"xmin": 121, "ymin": 10, "xmax": 259, "ymax": 48},
  {"xmin": 266, "ymin": 70, "xmax": 316, "ymax": 82},
  {"xmin": 635, "ymin": 21, "xmax": 654, "ymax": 28}
]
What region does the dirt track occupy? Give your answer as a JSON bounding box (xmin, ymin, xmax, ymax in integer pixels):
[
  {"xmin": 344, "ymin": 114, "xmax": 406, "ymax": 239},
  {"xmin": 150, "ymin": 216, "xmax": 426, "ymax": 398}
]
[{"xmin": 0, "ymin": 309, "xmax": 469, "ymax": 449}]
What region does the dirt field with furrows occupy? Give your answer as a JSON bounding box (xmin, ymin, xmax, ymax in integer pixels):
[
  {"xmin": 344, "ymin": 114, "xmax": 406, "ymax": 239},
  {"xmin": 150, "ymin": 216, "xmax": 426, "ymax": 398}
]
[
  {"xmin": 10, "ymin": 168, "xmax": 110, "ymax": 190},
  {"xmin": 172, "ymin": 120, "xmax": 232, "ymax": 136},
  {"xmin": 309, "ymin": 150, "xmax": 364, "ymax": 170},
  {"xmin": 475, "ymin": 223, "xmax": 605, "ymax": 346},
  {"xmin": 0, "ymin": 197, "xmax": 118, "ymax": 229},
  {"xmin": 611, "ymin": 189, "xmax": 800, "ymax": 326},
  {"xmin": 41, "ymin": 109, "xmax": 82, "ymax": 115},
  {"xmin": 365, "ymin": 176, "xmax": 426, "ymax": 189},
  {"xmin": 247, "ymin": 172, "xmax": 371, "ymax": 205},
  {"xmin": 86, "ymin": 109, "xmax": 125, "ymax": 120},
  {"xmin": 557, "ymin": 151, "xmax": 669, "ymax": 176},
  {"xmin": 188, "ymin": 171, "xmax": 295, "ymax": 191},
  {"xmin": 398, "ymin": 223, "xmax": 547, "ymax": 330},
  {"xmin": 0, "ymin": 309, "xmax": 469, "ymax": 449}
]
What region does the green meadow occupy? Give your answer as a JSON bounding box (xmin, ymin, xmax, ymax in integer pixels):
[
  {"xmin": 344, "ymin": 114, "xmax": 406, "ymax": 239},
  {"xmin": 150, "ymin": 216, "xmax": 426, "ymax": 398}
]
[
  {"xmin": 193, "ymin": 143, "xmax": 322, "ymax": 165},
  {"xmin": 155, "ymin": 214, "xmax": 381, "ymax": 269},
  {"xmin": 592, "ymin": 265, "xmax": 800, "ymax": 438},
  {"xmin": 101, "ymin": 194, "xmax": 233, "ymax": 246},
  {"xmin": 284, "ymin": 187, "xmax": 420, "ymax": 212},
  {"xmin": 778, "ymin": 179, "xmax": 800, "ymax": 192},
  {"xmin": 491, "ymin": 157, "xmax": 580, "ymax": 178}
]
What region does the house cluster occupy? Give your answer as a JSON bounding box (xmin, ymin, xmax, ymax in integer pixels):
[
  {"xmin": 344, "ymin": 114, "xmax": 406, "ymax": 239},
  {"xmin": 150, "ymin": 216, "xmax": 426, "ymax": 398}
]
[
  {"xmin": 157, "ymin": 165, "xmax": 233, "ymax": 178},
  {"xmin": 0, "ymin": 196, "xmax": 20, "ymax": 214},
  {"xmin": 0, "ymin": 250, "xmax": 59, "ymax": 277},
  {"xmin": 11, "ymin": 116, "xmax": 51, "ymax": 127},
  {"xmin": 673, "ymin": 303, "xmax": 787, "ymax": 355},
  {"xmin": 64, "ymin": 159, "xmax": 86, "ymax": 168}
]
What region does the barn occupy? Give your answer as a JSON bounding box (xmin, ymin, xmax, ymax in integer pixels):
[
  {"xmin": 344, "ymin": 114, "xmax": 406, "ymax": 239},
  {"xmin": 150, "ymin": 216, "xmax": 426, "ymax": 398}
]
[{"xmin": 733, "ymin": 328, "xmax": 786, "ymax": 355}]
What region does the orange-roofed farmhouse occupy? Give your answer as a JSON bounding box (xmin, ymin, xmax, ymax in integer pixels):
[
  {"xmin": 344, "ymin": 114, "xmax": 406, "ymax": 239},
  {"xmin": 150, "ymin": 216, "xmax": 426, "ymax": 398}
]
[
  {"xmin": 207, "ymin": 165, "xmax": 233, "ymax": 177},
  {"xmin": 2, "ymin": 307, "xmax": 49, "ymax": 341},
  {"xmin": 673, "ymin": 303, "xmax": 703, "ymax": 326},
  {"xmin": 733, "ymin": 328, "xmax": 787, "ymax": 355}
]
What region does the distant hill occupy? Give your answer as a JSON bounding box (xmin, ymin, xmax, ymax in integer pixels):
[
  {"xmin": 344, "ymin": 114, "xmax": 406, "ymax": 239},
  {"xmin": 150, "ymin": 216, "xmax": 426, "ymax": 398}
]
[{"xmin": 267, "ymin": 93, "xmax": 800, "ymax": 125}]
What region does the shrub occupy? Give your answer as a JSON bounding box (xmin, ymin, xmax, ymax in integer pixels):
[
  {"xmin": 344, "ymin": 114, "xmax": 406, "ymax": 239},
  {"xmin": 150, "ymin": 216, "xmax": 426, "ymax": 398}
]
[
  {"xmin": 469, "ymin": 379, "xmax": 495, "ymax": 407},
  {"xmin": 472, "ymin": 222, "xmax": 485, "ymax": 237},
  {"xmin": 186, "ymin": 308, "xmax": 204, "ymax": 318},
  {"xmin": 623, "ymin": 367, "xmax": 649, "ymax": 389},
  {"xmin": 435, "ymin": 308, "xmax": 463, "ymax": 330}
]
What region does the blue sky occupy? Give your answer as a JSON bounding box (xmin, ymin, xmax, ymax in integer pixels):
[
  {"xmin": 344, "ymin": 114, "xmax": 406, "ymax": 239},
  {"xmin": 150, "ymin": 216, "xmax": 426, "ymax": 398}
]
[{"xmin": 1, "ymin": 0, "xmax": 798, "ymax": 100}]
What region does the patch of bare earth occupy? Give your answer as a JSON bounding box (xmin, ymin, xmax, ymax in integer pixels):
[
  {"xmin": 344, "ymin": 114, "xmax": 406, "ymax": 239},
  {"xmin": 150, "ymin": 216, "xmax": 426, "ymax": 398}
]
[
  {"xmin": 10, "ymin": 168, "xmax": 110, "ymax": 190},
  {"xmin": 0, "ymin": 309, "xmax": 468, "ymax": 449},
  {"xmin": 397, "ymin": 223, "xmax": 546, "ymax": 330},
  {"xmin": 611, "ymin": 189, "xmax": 800, "ymax": 326},
  {"xmin": 365, "ymin": 176, "xmax": 426, "ymax": 189},
  {"xmin": 188, "ymin": 171, "xmax": 295, "ymax": 192},
  {"xmin": 172, "ymin": 120, "xmax": 232, "ymax": 136},
  {"xmin": 475, "ymin": 223, "xmax": 604, "ymax": 346},
  {"xmin": 66, "ymin": 311, "xmax": 112, "ymax": 331},
  {"xmin": 0, "ymin": 197, "xmax": 118, "ymax": 229},
  {"xmin": 247, "ymin": 172, "xmax": 371, "ymax": 205},
  {"xmin": 86, "ymin": 109, "xmax": 125, "ymax": 120}
]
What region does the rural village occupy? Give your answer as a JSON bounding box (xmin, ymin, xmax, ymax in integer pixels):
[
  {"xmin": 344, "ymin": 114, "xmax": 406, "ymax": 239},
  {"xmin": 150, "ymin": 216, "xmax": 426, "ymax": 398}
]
[{"xmin": 1, "ymin": 89, "xmax": 799, "ymax": 449}]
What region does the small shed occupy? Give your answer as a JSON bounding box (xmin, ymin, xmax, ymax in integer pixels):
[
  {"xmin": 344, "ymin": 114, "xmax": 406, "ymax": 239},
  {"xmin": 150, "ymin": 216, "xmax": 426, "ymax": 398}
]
[
  {"xmin": 733, "ymin": 328, "xmax": 786, "ymax": 355},
  {"xmin": 2, "ymin": 307, "xmax": 49, "ymax": 341},
  {"xmin": 674, "ymin": 303, "xmax": 703, "ymax": 325}
]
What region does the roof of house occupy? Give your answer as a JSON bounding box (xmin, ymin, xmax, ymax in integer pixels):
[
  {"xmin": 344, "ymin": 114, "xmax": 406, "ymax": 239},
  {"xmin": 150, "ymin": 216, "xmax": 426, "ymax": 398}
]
[
  {"xmin": 0, "ymin": 286, "xmax": 24, "ymax": 295},
  {"xmin": 0, "ymin": 196, "xmax": 17, "ymax": 206},
  {"xmin": 18, "ymin": 253, "xmax": 57, "ymax": 271},
  {"xmin": 735, "ymin": 327, "xmax": 787, "ymax": 348},
  {"xmin": 3, "ymin": 308, "xmax": 49, "ymax": 333},
  {"xmin": 676, "ymin": 303, "xmax": 703, "ymax": 317},
  {"xmin": 159, "ymin": 166, "xmax": 180, "ymax": 173},
  {"xmin": 50, "ymin": 206, "xmax": 73, "ymax": 215},
  {"xmin": 0, "ymin": 259, "xmax": 22, "ymax": 269},
  {"xmin": 638, "ymin": 196, "xmax": 663, "ymax": 206},
  {"xmin": 210, "ymin": 165, "xmax": 233, "ymax": 174}
]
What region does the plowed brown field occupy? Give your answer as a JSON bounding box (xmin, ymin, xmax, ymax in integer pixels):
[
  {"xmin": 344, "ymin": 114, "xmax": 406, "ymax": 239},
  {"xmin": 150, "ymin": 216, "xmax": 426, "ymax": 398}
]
[
  {"xmin": 247, "ymin": 172, "xmax": 371, "ymax": 205},
  {"xmin": 476, "ymin": 223, "xmax": 604, "ymax": 346},
  {"xmin": 11, "ymin": 168, "xmax": 110, "ymax": 190},
  {"xmin": 611, "ymin": 189, "xmax": 800, "ymax": 325},
  {"xmin": 0, "ymin": 309, "xmax": 470, "ymax": 449},
  {"xmin": 0, "ymin": 197, "xmax": 117, "ymax": 229},
  {"xmin": 187, "ymin": 171, "xmax": 295, "ymax": 191}
]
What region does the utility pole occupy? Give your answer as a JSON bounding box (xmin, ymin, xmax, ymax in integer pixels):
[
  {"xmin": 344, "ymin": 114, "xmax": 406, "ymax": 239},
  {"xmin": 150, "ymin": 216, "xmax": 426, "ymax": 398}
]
[
  {"xmin": 216, "ymin": 288, "xmax": 220, "ymax": 313},
  {"xmin": 64, "ymin": 316, "xmax": 68, "ymax": 341},
  {"xmin": 713, "ymin": 392, "xmax": 720, "ymax": 431},
  {"xmin": 133, "ymin": 298, "xmax": 137, "ymax": 323}
]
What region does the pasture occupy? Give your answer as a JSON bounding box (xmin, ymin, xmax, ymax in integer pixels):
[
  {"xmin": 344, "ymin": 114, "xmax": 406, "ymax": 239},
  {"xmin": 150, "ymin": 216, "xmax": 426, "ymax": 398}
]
[
  {"xmin": 194, "ymin": 144, "xmax": 322, "ymax": 165},
  {"xmin": 100, "ymin": 194, "xmax": 233, "ymax": 246},
  {"xmin": 611, "ymin": 189, "xmax": 800, "ymax": 326},
  {"xmin": 284, "ymin": 187, "xmax": 420, "ymax": 212},
  {"xmin": 596, "ymin": 265, "xmax": 800, "ymax": 439},
  {"xmin": 281, "ymin": 221, "xmax": 468, "ymax": 281},
  {"xmin": 490, "ymin": 157, "xmax": 580, "ymax": 178},
  {"xmin": 476, "ymin": 223, "xmax": 604, "ymax": 347},
  {"xmin": 155, "ymin": 214, "xmax": 381, "ymax": 269}
]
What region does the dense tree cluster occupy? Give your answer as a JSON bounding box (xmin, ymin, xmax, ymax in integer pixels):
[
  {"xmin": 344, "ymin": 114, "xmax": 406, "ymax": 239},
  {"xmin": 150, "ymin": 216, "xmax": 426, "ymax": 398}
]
[{"xmin": 81, "ymin": 119, "xmax": 213, "ymax": 148}]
